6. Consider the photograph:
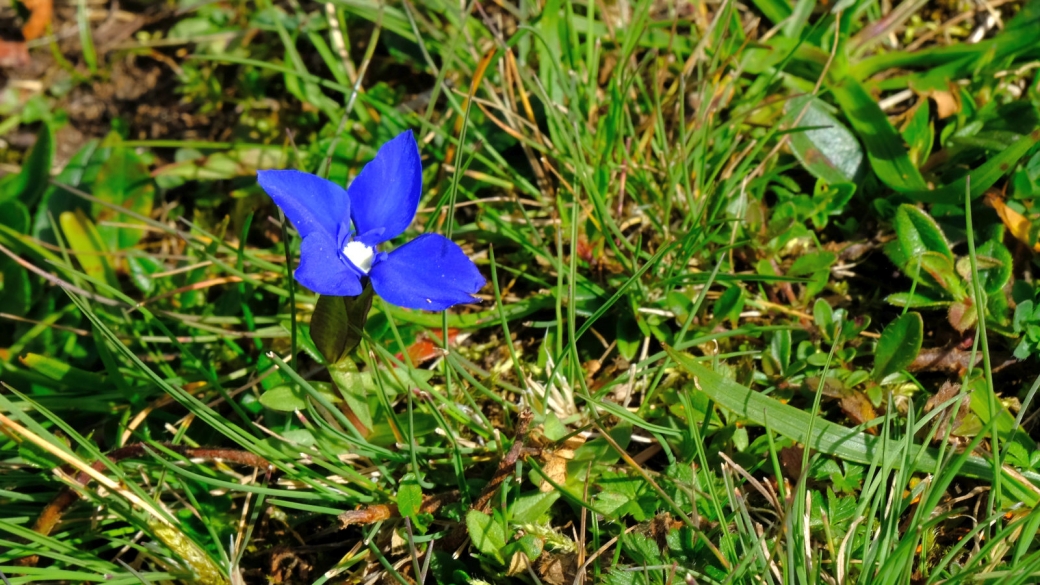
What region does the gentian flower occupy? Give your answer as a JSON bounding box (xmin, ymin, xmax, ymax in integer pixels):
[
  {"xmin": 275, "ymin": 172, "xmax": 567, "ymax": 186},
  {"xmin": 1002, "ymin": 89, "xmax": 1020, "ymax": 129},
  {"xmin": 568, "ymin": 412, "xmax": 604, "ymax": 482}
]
[{"xmin": 257, "ymin": 131, "xmax": 485, "ymax": 311}]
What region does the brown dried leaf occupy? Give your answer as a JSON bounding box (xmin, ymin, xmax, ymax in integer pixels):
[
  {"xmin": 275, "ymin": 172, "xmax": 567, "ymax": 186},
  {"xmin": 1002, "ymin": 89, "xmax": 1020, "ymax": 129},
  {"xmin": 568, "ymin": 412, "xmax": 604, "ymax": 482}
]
[
  {"xmin": 536, "ymin": 552, "xmax": 577, "ymax": 585},
  {"xmin": 923, "ymin": 380, "xmax": 971, "ymax": 443},
  {"xmin": 839, "ymin": 391, "xmax": 878, "ymax": 432},
  {"xmin": 0, "ymin": 39, "xmax": 30, "ymax": 68},
  {"xmin": 540, "ymin": 447, "xmax": 574, "ymax": 489},
  {"xmin": 779, "ymin": 445, "xmax": 805, "ymax": 481},
  {"xmin": 924, "ymin": 87, "xmax": 961, "ymax": 119},
  {"xmin": 507, "ymin": 552, "xmax": 531, "ymax": 577}
]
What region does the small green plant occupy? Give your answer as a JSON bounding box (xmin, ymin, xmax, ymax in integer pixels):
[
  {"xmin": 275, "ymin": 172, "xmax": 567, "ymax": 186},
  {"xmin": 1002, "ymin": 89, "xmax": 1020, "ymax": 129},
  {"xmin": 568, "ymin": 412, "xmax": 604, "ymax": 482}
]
[{"xmin": 885, "ymin": 203, "xmax": 1013, "ymax": 334}]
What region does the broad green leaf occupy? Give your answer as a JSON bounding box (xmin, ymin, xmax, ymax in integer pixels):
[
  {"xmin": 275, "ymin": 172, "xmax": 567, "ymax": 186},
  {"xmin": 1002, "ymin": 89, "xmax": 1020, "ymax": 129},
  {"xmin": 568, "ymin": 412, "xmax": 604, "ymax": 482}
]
[
  {"xmin": 258, "ymin": 385, "xmax": 307, "ymax": 412},
  {"xmin": 92, "ymin": 144, "xmax": 156, "ymax": 250},
  {"xmin": 902, "ymin": 99, "xmax": 933, "ymax": 168},
  {"xmin": 712, "ymin": 286, "xmax": 744, "ymax": 326},
  {"xmin": 870, "ymin": 312, "xmax": 923, "ymax": 382},
  {"xmin": 974, "ymin": 240, "xmax": 1014, "ymax": 296},
  {"xmin": 785, "ymin": 96, "xmax": 864, "ymax": 185},
  {"xmin": 19, "ymin": 353, "xmax": 108, "ymax": 387},
  {"xmin": 616, "ymin": 307, "xmax": 642, "ymax": 361},
  {"xmin": 310, "ymin": 287, "xmax": 373, "ymax": 365},
  {"xmin": 466, "ymin": 510, "xmax": 506, "ymax": 563},
  {"xmin": 813, "ymin": 298, "xmax": 835, "ymax": 341},
  {"xmin": 747, "ymin": 0, "xmax": 791, "ymax": 25},
  {"xmin": 0, "ymin": 200, "xmax": 30, "ymax": 234},
  {"xmin": 914, "ymin": 251, "xmax": 966, "ymax": 300},
  {"xmin": 33, "ymin": 140, "xmax": 100, "ymax": 243},
  {"xmin": 0, "ymin": 257, "xmax": 31, "ymax": 317},
  {"xmin": 1, "ymin": 123, "xmax": 53, "ymax": 207},
  {"xmin": 59, "ymin": 209, "xmax": 119, "ymax": 288},
  {"xmin": 396, "ymin": 481, "xmax": 423, "ymax": 519},
  {"xmin": 894, "ymin": 204, "xmax": 954, "ymax": 260},
  {"xmin": 829, "ymin": 76, "xmax": 928, "ymax": 191},
  {"xmin": 966, "ymin": 376, "xmax": 1036, "ymax": 455},
  {"xmin": 663, "ymin": 346, "xmax": 1040, "ymax": 505},
  {"xmin": 907, "ymin": 128, "xmax": 1040, "ymax": 204},
  {"xmin": 0, "ymin": 202, "xmax": 31, "ymax": 313},
  {"xmin": 504, "ymin": 534, "xmax": 544, "ymax": 562},
  {"xmin": 789, "ymin": 251, "xmax": 837, "ymax": 277},
  {"xmin": 510, "ymin": 491, "xmax": 560, "ymax": 524}
]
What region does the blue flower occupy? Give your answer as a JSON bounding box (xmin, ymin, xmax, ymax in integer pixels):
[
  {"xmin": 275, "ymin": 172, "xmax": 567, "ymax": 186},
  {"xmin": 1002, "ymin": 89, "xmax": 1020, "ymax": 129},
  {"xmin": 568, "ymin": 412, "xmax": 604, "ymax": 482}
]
[{"xmin": 257, "ymin": 131, "xmax": 485, "ymax": 311}]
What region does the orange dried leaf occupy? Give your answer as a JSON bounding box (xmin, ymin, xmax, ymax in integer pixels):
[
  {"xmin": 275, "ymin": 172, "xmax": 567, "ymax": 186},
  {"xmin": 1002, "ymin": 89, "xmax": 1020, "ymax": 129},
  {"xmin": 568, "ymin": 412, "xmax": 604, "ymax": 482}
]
[
  {"xmin": 986, "ymin": 191, "xmax": 1040, "ymax": 252},
  {"xmin": 20, "ymin": 0, "xmax": 53, "ymax": 41}
]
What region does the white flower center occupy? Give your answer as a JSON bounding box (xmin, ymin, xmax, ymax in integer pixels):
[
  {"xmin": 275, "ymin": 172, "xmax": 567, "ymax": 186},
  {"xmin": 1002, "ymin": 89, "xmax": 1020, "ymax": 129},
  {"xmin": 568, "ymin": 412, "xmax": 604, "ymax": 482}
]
[{"xmin": 343, "ymin": 240, "xmax": 376, "ymax": 273}]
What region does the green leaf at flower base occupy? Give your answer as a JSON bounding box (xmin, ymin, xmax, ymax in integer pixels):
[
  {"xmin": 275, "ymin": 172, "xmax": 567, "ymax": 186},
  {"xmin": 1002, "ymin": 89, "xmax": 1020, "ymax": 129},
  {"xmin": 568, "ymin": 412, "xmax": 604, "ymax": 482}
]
[
  {"xmin": 327, "ymin": 357, "xmax": 373, "ymax": 432},
  {"xmin": 466, "ymin": 510, "xmax": 506, "ymax": 564},
  {"xmin": 310, "ymin": 287, "xmax": 373, "ymax": 365},
  {"xmin": 871, "ymin": 312, "xmax": 923, "ymax": 383}
]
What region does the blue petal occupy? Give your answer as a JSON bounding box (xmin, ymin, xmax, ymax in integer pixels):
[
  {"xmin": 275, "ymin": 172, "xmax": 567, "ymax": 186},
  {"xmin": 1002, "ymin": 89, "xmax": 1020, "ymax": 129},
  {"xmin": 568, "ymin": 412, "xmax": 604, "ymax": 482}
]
[
  {"xmin": 295, "ymin": 232, "xmax": 363, "ymax": 296},
  {"xmin": 258, "ymin": 170, "xmax": 350, "ymax": 240},
  {"xmin": 369, "ymin": 234, "xmax": 485, "ymax": 311},
  {"xmin": 348, "ymin": 131, "xmax": 422, "ymax": 245}
]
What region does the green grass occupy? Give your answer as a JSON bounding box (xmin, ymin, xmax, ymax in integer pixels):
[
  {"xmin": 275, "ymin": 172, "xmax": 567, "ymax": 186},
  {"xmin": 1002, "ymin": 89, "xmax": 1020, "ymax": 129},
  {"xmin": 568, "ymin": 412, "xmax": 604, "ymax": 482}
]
[{"xmin": 3, "ymin": 0, "xmax": 1040, "ymax": 583}]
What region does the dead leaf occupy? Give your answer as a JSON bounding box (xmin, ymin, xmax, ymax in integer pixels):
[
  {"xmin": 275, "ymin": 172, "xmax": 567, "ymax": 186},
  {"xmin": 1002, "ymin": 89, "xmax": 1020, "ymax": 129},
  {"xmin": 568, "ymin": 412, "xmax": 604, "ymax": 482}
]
[
  {"xmin": 0, "ymin": 39, "xmax": 30, "ymax": 68},
  {"xmin": 838, "ymin": 391, "xmax": 878, "ymax": 431},
  {"xmin": 986, "ymin": 190, "xmax": 1040, "ymax": 252},
  {"xmin": 396, "ymin": 328, "xmax": 460, "ymax": 364},
  {"xmin": 925, "ymin": 87, "xmax": 960, "ymax": 119},
  {"xmin": 540, "ymin": 451, "xmax": 569, "ymax": 492},
  {"xmin": 808, "ymin": 376, "xmax": 877, "ymax": 433},
  {"xmin": 507, "ymin": 551, "xmax": 531, "ymax": 577},
  {"xmin": 909, "ymin": 345, "xmax": 1015, "ymax": 375},
  {"xmin": 20, "ymin": 0, "xmax": 54, "ymax": 41},
  {"xmin": 923, "ymin": 380, "xmax": 972, "ymax": 444},
  {"xmin": 779, "ymin": 445, "xmax": 805, "ymax": 480},
  {"xmin": 536, "ymin": 552, "xmax": 577, "ymax": 585}
]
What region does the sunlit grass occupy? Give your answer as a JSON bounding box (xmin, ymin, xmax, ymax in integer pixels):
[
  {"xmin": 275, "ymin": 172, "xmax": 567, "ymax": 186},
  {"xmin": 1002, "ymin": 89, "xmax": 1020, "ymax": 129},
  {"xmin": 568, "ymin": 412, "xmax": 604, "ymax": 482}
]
[{"xmin": 2, "ymin": 0, "xmax": 1040, "ymax": 584}]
